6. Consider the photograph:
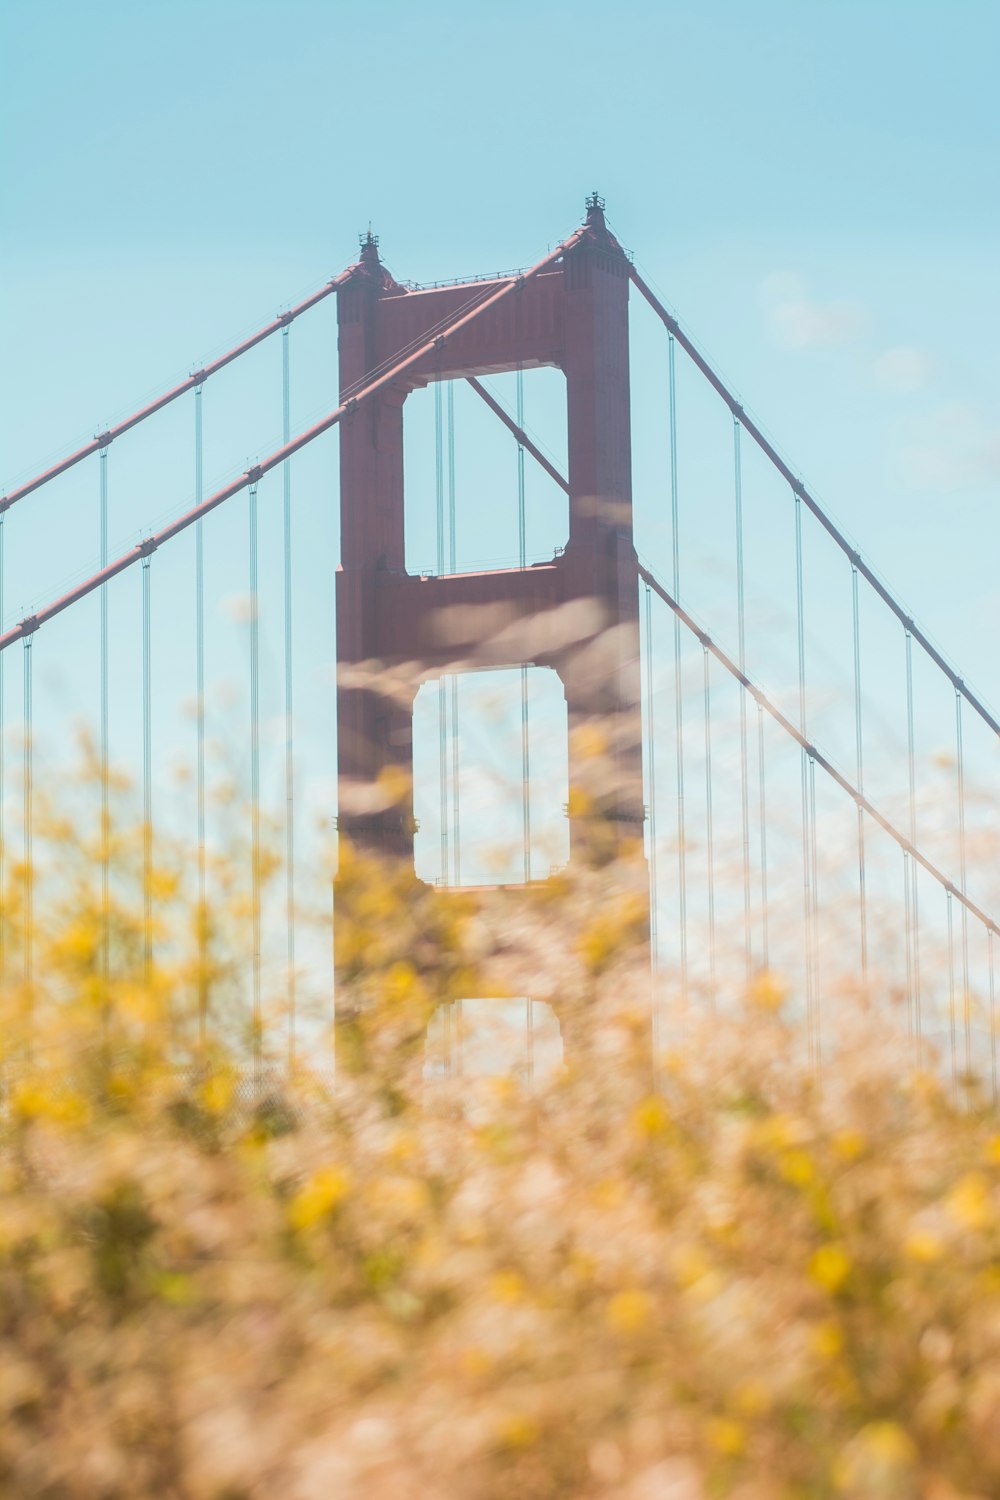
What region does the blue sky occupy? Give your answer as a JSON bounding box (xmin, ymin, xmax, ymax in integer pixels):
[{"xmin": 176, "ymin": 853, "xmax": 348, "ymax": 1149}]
[
  {"xmin": 1, "ymin": 1, "xmax": 998, "ymax": 965},
  {"xmin": 3, "ymin": 0, "xmax": 997, "ymax": 663}
]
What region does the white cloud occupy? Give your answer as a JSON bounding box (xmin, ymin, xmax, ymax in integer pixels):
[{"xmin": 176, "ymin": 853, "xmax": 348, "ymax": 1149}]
[
  {"xmin": 873, "ymin": 345, "xmax": 934, "ymax": 395},
  {"xmin": 759, "ymin": 272, "xmax": 865, "ymax": 352},
  {"xmin": 893, "ymin": 400, "xmax": 1000, "ymax": 493}
]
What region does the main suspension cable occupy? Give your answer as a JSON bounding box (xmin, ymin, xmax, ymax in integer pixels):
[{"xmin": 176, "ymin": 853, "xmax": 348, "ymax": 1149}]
[
  {"xmin": 0, "ymin": 233, "xmax": 586, "ymax": 655},
  {"xmin": 637, "ymin": 561, "xmax": 1000, "ymax": 941},
  {"xmin": 628, "ymin": 264, "xmax": 1000, "ymax": 747},
  {"xmin": 2, "ymin": 265, "xmax": 360, "ymax": 513},
  {"xmin": 465, "ymin": 377, "xmax": 568, "ymax": 493}
]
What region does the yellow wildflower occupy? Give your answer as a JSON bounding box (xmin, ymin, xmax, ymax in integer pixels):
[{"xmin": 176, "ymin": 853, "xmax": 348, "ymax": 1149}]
[
  {"xmin": 632, "ymin": 1095, "xmax": 671, "ymax": 1137},
  {"xmin": 607, "ymin": 1289, "xmax": 652, "ymax": 1334},
  {"xmin": 288, "ymin": 1166, "xmax": 351, "ymax": 1231},
  {"xmin": 747, "ymin": 971, "xmax": 788, "ymax": 1013},
  {"xmin": 810, "ymin": 1242, "xmax": 852, "ymax": 1294},
  {"xmin": 490, "ymin": 1270, "xmax": 524, "ymax": 1304},
  {"xmin": 780, "ymin": 1148, "xmax": 815, "ymax": 1187},
  {"xmin": 459, "ymin": 1347, "xmax": 491, "ymax": 1379},
  {"xmin": 810, "ymin": 1319, "xmax": 845, "ymax": 1359},
  {"xmin": 834, "ymin": 1421, "xmax": 917, "ymax": 1493},
  {"xmin": 946, "ymin": 1171, "xmax": 994, "ymax": 1232},
  {"xmin": 499, "ymin": 1414, "xmax": 540, "ymax": 1449},
  {"xmin": 904, "ymin": 1229, "xmax": 944, "ymax": 1263},
  {"xmin": 706, "ymin": 1417, "xmax": 745, "ymax": 1457},
  {"xmin": 833, "ymin": 1130, "xmax": 866, "ymax": 1162},
  {"xmin": 734, "ymin": 1380, "xmax": 771, "ymax": 1416},
  {"xmin": 201, "ymin": 1071, "xmax": 236, "ymax": 1115}
]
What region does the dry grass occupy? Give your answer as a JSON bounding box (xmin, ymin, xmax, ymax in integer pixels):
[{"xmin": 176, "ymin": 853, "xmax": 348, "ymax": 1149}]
[{"xmin": 1, "ymin": 767, "xmax": 999, "ymax": 1499}]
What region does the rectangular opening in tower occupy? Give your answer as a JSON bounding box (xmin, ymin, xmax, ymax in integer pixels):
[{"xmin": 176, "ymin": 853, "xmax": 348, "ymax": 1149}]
[
  {"xmin": 412, "ymin": 665, "xmax": 569, "ymax": 888},
  {"xmin": 403, "ymin": 371, "xmax": 568, "ymax": 578}
]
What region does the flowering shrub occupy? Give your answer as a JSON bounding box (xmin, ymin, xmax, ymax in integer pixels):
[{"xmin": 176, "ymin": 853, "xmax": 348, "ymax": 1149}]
[{"xmin": 2, "ymin": 781, "xmax": 1000, "ymax": 1498}]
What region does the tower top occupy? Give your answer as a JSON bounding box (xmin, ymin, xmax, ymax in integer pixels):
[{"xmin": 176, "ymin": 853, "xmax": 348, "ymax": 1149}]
[
  {"xmin": 359, "ymin": 225, "xmax": 380, "ymax": 265},
  {"xmin": 585, "ymin": 190, "xmax": 607, "ymax": 227}
]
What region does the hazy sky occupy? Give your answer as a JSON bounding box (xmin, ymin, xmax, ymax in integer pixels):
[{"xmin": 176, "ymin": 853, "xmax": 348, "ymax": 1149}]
[
  {"xmin": 3, "ymin": 0, "xmax": 998, "ymax": 659},
  {"xmin": 1, "ymin": 1, "xmax": 998, "ymax": 911}
]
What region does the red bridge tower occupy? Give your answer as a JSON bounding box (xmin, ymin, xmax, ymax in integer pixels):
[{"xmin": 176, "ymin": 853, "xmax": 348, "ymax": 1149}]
[{"xmin": 335, "ymin": 198, "xmax": 648, "ymax": 1033}]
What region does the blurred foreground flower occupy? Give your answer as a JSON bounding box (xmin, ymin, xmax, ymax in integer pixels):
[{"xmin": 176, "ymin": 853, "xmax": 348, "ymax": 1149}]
[{"xmin": 0, "ymin": 765, "xmax": 999, "ymax": 1497}]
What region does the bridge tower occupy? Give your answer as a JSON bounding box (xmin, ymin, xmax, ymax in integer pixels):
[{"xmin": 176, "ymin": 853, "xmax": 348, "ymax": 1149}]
[{"xmin": 334, "ymin": 198, "xmax": 648, "ymax": 1047}]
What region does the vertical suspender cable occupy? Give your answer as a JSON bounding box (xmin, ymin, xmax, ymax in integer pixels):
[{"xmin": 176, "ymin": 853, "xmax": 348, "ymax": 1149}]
[
  {"xmin": 758, "ymin": 703, "xmax": 769, "ymax": 970},
  {"xmin": 795, "ymin": 490, "xmax": 815, "ymax": 1065},
  {"xmin": 447, "ymin": 382, "xmax": 462, "ymax": 1073},
  {"xmin": 195, "ymin": 385, "xmax": 207, "ymax": 1042},
  {"xmin": 0, "ymin": 510, "xmax": 5, "ymax": 985},
  {"xmin": 906, "ymin": 630, "xmax": 921, "ymax": 1054},
  {"xmin": 809, "ymin": 753, "xmax": 820, "ymax": 1063},
  {"xmin": 852, "ymin": 564, "xmax": 868, "ymax": 982},
  {"xmin": 22, "ymin": 636, "xmax": 32, "ymax": 997},
  {"xmin": 433, "ymin": 381, "xmax": 451, "ymax": 1071},
  {"xmin": 901, "ymin": 650, "xmax": 913, "ymax": 1034},
  {"xmin": 447, "ymin": 381, "xmax": 460, "ymax": 890},
  {"xmin": 141, "ymin": 552, "xmax": 152, "ymax": 981},
  {"xmin": 733, "ymin": 417, "xmax": 751, "ymax": 978},
  {"xmin": 989, "ymin": 930, "xmax": 997, "ymax": 1104},
  {"xmin": 644, "ymin": 584, "xmax": 659, "ymax": 1052},
  {"xmin": 703, "ymin": 645, "xmax": 716, "ymax": 1000},
  {"xmin": 903, "ymin": 839, "xmax": 914, "ymax": 1041},
  {"xmin": 282, "ymin": 327, "xmax": 296, "ymax": 1067},
  {"xmin": 955, "ymin": 689, "xmax": 971, "ymax": 1074},
  {"xmin": 668, "ymin": 336, "xmax": 688, "ymax": 996},
  {"xmin": 516, "ymin": 366, "xmax": 532, "ymax": 1081},
  {"xmin": 946, "ymin": 889, "xmax": 956, "ymax": 1085},
  {"xmin": 435, "ymin": 381, "xmax": 449, "ymax": 894},
  {"xmin": 248, "ymin": 479, "xmax": 261, "ymax": 1087},
  {"xmin": 99, "ymin": 444, "xmax": 110, "ymax": 995},
  {"xmin": 517, "ymin": 368, "xmax": 531, "ymax": 882}
]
